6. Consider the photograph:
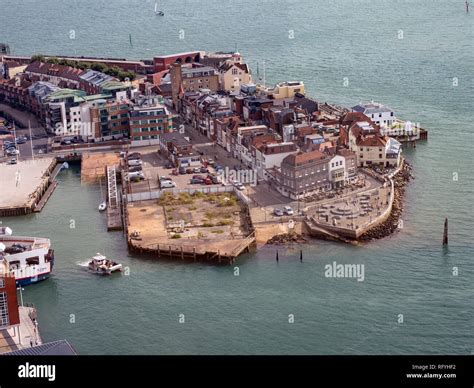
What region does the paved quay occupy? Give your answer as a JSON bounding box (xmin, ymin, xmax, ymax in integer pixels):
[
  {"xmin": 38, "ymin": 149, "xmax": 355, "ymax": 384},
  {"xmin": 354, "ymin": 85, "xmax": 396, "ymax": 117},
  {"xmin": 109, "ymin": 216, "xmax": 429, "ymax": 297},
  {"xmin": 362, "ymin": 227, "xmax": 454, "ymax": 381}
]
[
  {"xmin": 0, "ymin": 157, "xmax": 55, "ymax": 213},
  {"xmin": 0, "ymin": 306, "xmax": 42, "ymax": 354}
]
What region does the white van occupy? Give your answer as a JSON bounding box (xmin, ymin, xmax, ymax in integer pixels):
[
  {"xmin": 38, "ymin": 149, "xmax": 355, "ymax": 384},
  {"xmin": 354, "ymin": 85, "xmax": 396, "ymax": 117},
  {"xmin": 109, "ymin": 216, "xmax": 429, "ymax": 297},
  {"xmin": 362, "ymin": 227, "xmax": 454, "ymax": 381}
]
[
  {"xmin": 128, "ymin": 159, "xmax": 142, "ymax": 167},
  {"xmin": 161, "ymin": 180, "xmax": 176, "ymax": 189}
]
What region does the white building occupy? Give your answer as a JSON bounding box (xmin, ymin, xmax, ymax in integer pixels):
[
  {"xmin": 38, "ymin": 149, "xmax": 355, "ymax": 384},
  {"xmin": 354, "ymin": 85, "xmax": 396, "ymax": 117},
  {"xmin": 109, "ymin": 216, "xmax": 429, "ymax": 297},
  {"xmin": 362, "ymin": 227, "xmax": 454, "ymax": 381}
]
[{"xmin": 352, "ymin": 102, "xmax": 395, "ymax": 129}]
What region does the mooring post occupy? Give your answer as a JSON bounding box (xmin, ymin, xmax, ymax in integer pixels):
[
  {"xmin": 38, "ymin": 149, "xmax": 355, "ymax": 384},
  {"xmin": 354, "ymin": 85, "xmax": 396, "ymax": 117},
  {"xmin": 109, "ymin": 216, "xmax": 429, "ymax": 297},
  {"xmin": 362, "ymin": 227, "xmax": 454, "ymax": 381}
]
[
  {"xmin": 300, "ymin": 249, "xmax": 303, "ymax": 262},
  {"xmin": 169, "ymin": 245, "xmax": 172, "ymax": 257},
  {"xmin": 276, "ymin": 250, "xmax": 279, "ymax": 262},
  {"xmin": 157, "ymin": 244, "xmax": 160, "ymax": 258},
  {"xmin": 443, "ymin": 218, "xmax": 448, "ymax": 245},
  {"xmin": 193, "ymin": 247, "xmax": 196, "ymax": 261}
]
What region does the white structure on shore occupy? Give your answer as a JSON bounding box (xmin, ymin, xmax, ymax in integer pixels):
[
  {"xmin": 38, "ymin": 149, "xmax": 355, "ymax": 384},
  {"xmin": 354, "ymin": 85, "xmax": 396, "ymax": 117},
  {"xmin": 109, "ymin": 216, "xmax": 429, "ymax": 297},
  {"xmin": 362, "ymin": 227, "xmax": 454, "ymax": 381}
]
[{"xmin": 352, "ymin": 101, "xmax": 395, "ymax": 129}]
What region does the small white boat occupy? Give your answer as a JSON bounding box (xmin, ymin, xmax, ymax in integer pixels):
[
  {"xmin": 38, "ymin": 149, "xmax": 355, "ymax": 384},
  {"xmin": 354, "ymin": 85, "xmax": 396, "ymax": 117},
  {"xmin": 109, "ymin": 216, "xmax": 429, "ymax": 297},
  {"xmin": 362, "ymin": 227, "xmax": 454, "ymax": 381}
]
[
  {"xmin": 98, "ymin": 202, "xmax": 107, "ymax": 212},
  {"xmin": 87, "ymin": 253, "xmax": 122, "ymax": 275},
  {"xmin": 155, "ymin": 1, "xmax": 164, "ymax": 15}
]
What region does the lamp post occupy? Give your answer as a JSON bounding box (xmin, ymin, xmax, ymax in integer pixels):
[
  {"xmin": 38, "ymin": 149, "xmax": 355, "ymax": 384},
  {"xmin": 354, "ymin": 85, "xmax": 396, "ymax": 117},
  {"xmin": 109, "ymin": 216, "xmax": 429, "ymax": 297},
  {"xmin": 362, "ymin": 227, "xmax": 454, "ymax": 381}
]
[{"xmin": 17, "ymin": 286, "xmax": 24, "ymax": 307}]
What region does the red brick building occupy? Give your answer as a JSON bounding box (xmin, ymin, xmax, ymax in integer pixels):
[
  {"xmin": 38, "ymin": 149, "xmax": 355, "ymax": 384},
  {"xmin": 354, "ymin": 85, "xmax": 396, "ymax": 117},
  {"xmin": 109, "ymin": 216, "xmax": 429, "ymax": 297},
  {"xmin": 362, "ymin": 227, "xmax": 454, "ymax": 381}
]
[{"xmin": 0, "ymin": 274, "xmax": 20, "ymax": 329}]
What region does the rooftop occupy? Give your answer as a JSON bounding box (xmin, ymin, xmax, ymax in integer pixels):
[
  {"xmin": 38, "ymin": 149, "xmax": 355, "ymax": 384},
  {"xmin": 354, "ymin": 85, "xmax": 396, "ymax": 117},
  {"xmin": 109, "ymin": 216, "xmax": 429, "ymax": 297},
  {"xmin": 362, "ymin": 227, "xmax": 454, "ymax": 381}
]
[{"xmin": 352, "ymin": 102, "xmax": 393, "ymax": 114}]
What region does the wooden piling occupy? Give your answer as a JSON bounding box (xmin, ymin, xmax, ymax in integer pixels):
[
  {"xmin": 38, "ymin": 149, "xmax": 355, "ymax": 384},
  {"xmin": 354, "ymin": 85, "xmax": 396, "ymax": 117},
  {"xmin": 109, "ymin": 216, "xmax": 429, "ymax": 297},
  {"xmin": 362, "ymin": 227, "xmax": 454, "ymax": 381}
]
[{"xmin": 443, "ymin": 218, "xmax": 448, "ymax": 245}]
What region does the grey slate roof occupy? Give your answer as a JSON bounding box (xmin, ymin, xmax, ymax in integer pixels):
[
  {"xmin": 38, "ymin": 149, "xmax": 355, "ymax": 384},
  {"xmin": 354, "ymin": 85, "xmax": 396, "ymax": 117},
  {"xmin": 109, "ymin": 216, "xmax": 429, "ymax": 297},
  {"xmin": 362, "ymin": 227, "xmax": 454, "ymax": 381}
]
[
  {"xmin": 352, "ymin": 102, "xmax": 393, "ymax": 114},
  {"xmin": 2, "ymin": 340, "xmax": 77, "ymax": 356}
]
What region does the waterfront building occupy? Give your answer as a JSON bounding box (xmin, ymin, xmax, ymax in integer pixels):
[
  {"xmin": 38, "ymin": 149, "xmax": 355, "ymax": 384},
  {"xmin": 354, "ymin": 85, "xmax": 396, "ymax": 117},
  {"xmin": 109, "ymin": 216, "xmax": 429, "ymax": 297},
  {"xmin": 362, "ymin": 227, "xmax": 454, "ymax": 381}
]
[
  {"xmin": 153, "ymin": 51, "xmax": 203, "ymax": 72},
  {"xmin": 171, "ymin": 63, "xmax": 220, "ymax": 97},
  {"xmin": 259, "ymin": 81, "xmax": 305, "ymax": 99},
  {"xmin": 129, "ymin": 96, "xmax": 173, "ymax": 146},
  {"xmin": 352, "ymin": 101, "xmax": 395, "ymax": 128},
  {"xmin": 24, "ymin": 61, "xmax": 83, "ymax": 90},
  {"xmin": 267, "ymin": 147, "xmax": 357, "ymax": 199},
  {"xmin": 268, "ymin": 149, "xmax": 331, "ymax": 199},
  {"xmin": 217, "ymin": 61, "xmax": 252, "ymax": 92}
]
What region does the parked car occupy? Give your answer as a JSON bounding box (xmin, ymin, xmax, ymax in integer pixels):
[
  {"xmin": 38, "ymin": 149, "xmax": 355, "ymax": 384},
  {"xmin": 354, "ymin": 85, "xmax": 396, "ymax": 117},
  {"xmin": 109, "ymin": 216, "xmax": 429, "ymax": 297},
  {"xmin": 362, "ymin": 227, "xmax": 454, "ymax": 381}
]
[
  {"xmin": 185, "ymin": 168, "xmax": 193, "ymax": 174},
  {"xmin": 129, "ymin": 175, "xmax": 145, "ymax": 182},
  {"xmin": 192, "ymin": 167, "xmax": 201, "ymax": 173},
  {"xmin": 192, "ymin": 175, "xmax": 206, "ymax": 180},
  {"xmin": 165, "ymin": 162, "xmax": 174, "ymax": 169},
  {"xmin": 7, "ymin": 158, "xmax": 17, "ymax": 165},
  {"xmin": 6, "ymin": 148, "xmax": 19, "ymax": 155},
  {"xmin": 15, "ymin": 137, "xmax": 27, "ymax": 144},
  {"xmin": 127, "ymin": 153, "xmax": 141, "ymax": 160},
  {"xmin": 207, "ymin": 159, "xmax": 215, "ymax": 166},
  {"xmin": 160, "ymin": 180, "xmax": 176, "ymax": 189},
  {"xmin": 159, "ymin": 176, "xmax": 172, "ymax": 182},
  {"xmin": 214, "ymin": 164, "xmax": 223, "ymax": 171},
  {"xmin": 129, "ymin": 171, "xmax": 145, "ymax": 180},
  {"xmin": 274, "ymin": 208, "xmax": 284, "ymax": 217},
  {"xmin": 200, "ymin": 167, "xmax": 209, "ymax": 173},
  {"xmin": 128, "ymin": 165, "xmax": 143, "ymax": 173},
  {"xmin": 233, "ymin": 180, "xmax": 244, "ymax": 191},
  {"xmin": 284, "ymin": 206, "xmax": 294, "ymax": 216},
  {"xmin": 179, "ymin": 167, "xmax": 186, "ymax": 175},
  {"xmin": 190, "ymin": 178, "xmax": 204, "ymax": 184},
  {"xmin": 171, "ymin": 168, "xmax": 179, "ymax": 176},
  {"xmin": 208, "ymin": 174, "xmax": 220, "ymax": 184},
  {"xmin": 127, "ymin": 159, "xmax": 142, "ymax": 167}
]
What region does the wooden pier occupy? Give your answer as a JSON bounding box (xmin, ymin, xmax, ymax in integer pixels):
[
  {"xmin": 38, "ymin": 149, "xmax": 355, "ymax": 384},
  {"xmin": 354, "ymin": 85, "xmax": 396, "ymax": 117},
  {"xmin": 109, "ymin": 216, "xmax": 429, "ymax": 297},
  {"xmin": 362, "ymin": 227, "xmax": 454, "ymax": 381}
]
[{"xmin": 127, "ymin": 231, "xmax": 256, "ymax": 265}]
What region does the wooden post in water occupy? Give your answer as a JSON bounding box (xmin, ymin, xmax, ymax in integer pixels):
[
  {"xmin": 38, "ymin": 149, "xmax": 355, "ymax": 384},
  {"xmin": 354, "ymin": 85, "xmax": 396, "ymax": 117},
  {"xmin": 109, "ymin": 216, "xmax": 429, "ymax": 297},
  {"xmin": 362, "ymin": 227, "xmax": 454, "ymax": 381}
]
[
  {"xmin": 300, "ymin": 250, "xmax": 303, "ymax": 262},
  {"xmin": 276, "ymin": 250, "xmax": 279, "ymax": 262},
  {"xmin": 157, "ymin": 244, "xmax": 160, "ymax": 258},
  {"xmin": 169, "ymin": 245, "xmax": 172, "ymax": 257},
  {"xmin": 193, "ymin": 247, "xmax": 196, "ymax": 261},
  {"xmin": 443, "ymin": 218, "xmax": 448, "ymax": 245}
]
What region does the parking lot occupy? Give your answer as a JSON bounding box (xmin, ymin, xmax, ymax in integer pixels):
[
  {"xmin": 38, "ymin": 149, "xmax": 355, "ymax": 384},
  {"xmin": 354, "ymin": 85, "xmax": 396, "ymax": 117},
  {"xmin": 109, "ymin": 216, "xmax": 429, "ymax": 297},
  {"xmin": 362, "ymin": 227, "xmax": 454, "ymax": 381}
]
[{"xmin": 126, "ymin": 149, "xmax": 226, "ymax": 194}]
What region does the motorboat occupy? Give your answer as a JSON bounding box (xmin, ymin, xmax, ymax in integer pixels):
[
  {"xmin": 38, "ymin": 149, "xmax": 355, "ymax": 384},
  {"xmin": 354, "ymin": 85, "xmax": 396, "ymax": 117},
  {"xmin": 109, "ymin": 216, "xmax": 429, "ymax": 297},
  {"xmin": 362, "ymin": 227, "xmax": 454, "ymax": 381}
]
[
  {"xmin": 87, "ymin": 253, "xmax": 122, "ymax": 275},
  {"xmin": 98, "ymin": 202, "xmax": 107, "ymax": 212},
  {"xmin": 155, "ymin": 1, "xmax": 164, "ymax": 15}
]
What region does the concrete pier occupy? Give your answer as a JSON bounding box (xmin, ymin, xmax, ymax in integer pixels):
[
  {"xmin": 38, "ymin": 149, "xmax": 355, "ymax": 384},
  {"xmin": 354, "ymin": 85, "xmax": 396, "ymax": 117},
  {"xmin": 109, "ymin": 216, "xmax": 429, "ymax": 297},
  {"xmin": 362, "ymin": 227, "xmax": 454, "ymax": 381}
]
[{"xmin": 0, "ymin": 157, "xmax": 56, "ymax": 217}]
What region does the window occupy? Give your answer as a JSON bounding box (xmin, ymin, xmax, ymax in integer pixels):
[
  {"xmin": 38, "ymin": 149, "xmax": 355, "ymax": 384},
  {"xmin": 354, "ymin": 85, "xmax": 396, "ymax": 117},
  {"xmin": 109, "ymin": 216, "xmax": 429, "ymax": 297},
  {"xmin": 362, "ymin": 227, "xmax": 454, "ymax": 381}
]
[
  {"xmin": 0, "ymin": 291, "xmax": 9, "ymax": 327},
  {"xmin": 26, "ymin": 257, "xmax": 40, "ymax": 265},
  {"xmin": 232, "ymin": 68, "xmax": 238, "ymax": 75}
]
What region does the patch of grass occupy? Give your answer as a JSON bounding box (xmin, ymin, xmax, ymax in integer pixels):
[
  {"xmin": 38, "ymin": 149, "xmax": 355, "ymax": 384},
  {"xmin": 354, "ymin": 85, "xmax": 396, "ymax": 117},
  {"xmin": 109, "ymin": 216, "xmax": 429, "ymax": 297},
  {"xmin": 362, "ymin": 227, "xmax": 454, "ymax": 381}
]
[
  {"xmin": 170, "ymin": 233, "xmax": 181, "ymax": 239},
  {"xmin": 202, "ymin": 222, "xmax": 214, "ymax": 227},
  {"xmin": 188, "ymin": 205, "xmax": 197, "ymax": 211},
  {"xmin": 217, "ymin": 220, "xmax": 233, "ymax": 226},
  {"xmin": 211, "ymin": 230, "xmax": 224, "ymax": 234}
]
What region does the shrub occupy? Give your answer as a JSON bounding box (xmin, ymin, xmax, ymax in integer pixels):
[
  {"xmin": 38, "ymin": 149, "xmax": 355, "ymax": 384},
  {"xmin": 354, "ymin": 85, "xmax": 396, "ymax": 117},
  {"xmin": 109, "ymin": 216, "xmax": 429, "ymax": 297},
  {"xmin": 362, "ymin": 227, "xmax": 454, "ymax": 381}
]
[{"xmin": 171, "ymin": 233, "xmax": 181, "ymax": 239}]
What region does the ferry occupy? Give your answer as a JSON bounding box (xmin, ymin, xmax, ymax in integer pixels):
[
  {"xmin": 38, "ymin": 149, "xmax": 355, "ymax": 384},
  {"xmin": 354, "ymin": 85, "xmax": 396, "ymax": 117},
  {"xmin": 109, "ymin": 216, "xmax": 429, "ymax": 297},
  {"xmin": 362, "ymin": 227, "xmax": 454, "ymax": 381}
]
[{"xmin": 0, "ymin": 227, "xmax": 54, "ymax": 286}]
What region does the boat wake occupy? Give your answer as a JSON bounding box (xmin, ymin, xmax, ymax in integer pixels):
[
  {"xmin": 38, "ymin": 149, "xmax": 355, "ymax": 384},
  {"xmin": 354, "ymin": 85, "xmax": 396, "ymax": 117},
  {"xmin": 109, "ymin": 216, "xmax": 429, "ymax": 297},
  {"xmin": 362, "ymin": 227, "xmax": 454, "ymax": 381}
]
[{"xmin": 76, "ymin": 260, "xmax": 90, "ymax": 267}]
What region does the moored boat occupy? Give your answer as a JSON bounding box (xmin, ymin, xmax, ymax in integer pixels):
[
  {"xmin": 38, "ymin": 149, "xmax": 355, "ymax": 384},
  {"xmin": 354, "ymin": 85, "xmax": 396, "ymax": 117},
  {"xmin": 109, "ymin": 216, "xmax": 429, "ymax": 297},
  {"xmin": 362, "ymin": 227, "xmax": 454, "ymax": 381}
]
[
  {"xmin": 0, "ymin": 228, "xmax": 54, "ymax": 286},
  {"xmin": 87, "ymin": 253, "xmax": 122, "ymax": 275}
]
